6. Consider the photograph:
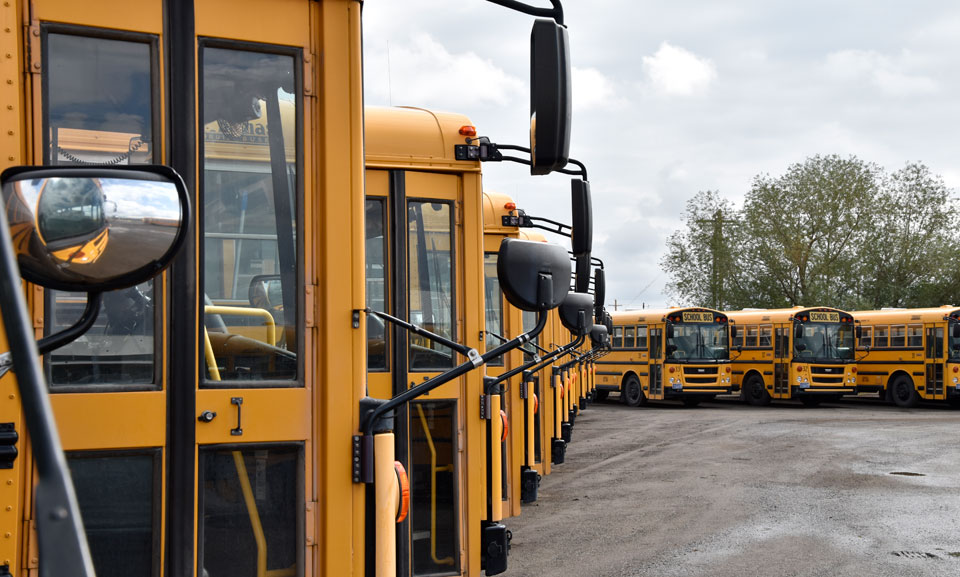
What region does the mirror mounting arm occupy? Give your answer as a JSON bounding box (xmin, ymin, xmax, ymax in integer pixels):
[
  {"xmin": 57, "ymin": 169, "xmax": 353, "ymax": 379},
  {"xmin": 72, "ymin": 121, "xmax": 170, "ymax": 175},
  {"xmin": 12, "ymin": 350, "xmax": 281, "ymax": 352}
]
[
  {"xmin": 484, "ymin": 330, "xmax": 543, "ymax": 357},
  {"xmin": 365, "ymin": 308, "xmax": 472, "ymax": 358},
  {"xmin": 36, "ymin": 292, "xmax": 103, "ymax": 356},
  {"xmin": 484, "ymin": 0, "xmax": 564, "ymax": 25}
]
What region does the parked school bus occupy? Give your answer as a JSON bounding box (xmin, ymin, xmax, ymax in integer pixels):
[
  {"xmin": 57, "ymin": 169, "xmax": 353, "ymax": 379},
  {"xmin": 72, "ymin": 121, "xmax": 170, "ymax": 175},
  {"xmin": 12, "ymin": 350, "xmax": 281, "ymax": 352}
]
[
  {"xmin": 852, "ymin": 307, "xmax": 960, "ymax": 408},
  {"xmin": 0, "ymin": 1, "xmax": 575, "ymax": 577},
  {"xmin": 727, "ymin": 307, "xmax": 857, "ymax": 406},
  {"xmin": 596, "ymin": 308, "xmax": 734, "ymax": 407}
]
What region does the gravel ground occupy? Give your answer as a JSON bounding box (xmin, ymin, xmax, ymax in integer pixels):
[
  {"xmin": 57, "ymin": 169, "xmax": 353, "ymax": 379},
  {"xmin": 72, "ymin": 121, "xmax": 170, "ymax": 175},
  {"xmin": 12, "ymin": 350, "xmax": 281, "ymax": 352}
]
[{"xmin": 503, "ymin": 397, "xmax": 960, "ymax": 577}]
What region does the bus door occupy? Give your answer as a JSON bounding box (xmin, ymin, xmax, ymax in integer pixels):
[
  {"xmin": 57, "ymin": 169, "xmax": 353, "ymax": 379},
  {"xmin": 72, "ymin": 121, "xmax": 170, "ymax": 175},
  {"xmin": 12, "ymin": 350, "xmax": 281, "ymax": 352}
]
[
  {"xmin": 367, "ymin": 168, "xmax": 466, "ymax": 576},
  {"xmin": 773, "ymin": 326, "xmax": 790, "ymax": 398},
  {"xmin": 29, "ymin": 3, "xmax": 319, "ymax": 577},
  {"xmin": 648, "ymin": 328, "xmax": 663, "ymax": 398},
  {"xmin": 925, "ymin": 325, "xmax": 945, "ymax": 399}
]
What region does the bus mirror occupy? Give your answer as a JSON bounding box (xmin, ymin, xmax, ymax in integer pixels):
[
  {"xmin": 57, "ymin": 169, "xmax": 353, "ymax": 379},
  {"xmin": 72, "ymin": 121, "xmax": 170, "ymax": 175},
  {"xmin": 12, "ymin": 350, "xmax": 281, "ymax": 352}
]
[
  {"xmin": 666, "ymin": 325, "xmax": 674, "ymax": 340},
  {"xmin": 574, "ymin": 254, "xmax": 590, "ymax": 293},
  {"xmin": 558, "ymin": 292, "xmax": 594, "ymax": 336},
  {"xmin": 1, "ymin": 165, "xmax": 189, "ymax": 293},
  {"xmin": 794, "ymin": 323, "xmax": 803, "ymax": 339},
  {"xmin": 593, "ymin": 267, "xmax": 605, "ymax": 310},
  {"xmin": 590, "ymin": 325, "xmax": 608, "ymax": 348},
  {"xmin": 497, "ymin": 237, "xmax": 570, "ymax": 312},
  {"xmin": 604, "ymin": 312, "xmax": 613, "ymax": 335},
  {"xmin": 570, "ymin": 179, "xmax": 592, "ymax": 255},
  {"xmin": 249, "ymin": 274, "xmax": 283, "ymax": 309},
  {"xmin": 730, "ymin": 325, "xmax": 739, "ymax": 339},
  {"xmin": 855, "ymin": 325, "xmax": 862, "ymax": 339},
  {"xmin": 953, "ymin": 324, "xmax": 960, "ymax": 339},
  {"xmin": 529, "ymin": 18, "xmax": 571, "ymax": 175}
]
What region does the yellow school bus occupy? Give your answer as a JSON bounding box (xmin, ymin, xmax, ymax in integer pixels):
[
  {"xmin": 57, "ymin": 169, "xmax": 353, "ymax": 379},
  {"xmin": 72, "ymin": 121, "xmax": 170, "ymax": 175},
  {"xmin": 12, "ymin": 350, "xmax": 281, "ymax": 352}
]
[
  {"xmin": 597, "ymin": 308, "xmax": 734, "ymax": 406},
  {"xmin": 0, "ymin": 1, "xmax": 575, "ymax": 577},
  {"xmin": 852, "ymin": 307, "xmax": 960, "ymax": 407},
  {"xmin": 727, "ymin": 307, "xmax": 858, "ymax": 406}
]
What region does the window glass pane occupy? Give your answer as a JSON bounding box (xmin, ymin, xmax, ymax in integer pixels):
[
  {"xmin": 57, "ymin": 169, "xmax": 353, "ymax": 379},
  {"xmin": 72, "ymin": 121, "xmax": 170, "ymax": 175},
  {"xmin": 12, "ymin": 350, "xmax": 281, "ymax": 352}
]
[
  {"xmin": 522, "ymin": 310, "xmax": 538, "ymax": 362},
  {"xmin": 907, "ymin": 325, "xmax": 922, "ymax": 348},
  {"xmin": 874, "ymin": 326, "xmax": 889, "ymax": 348},
  {"xmin": 745, "ymin": 326, "xmax": 758, "ymax": 347},
  {"xmin": 43, "ymin": 32, "xmax": 158, "ymax": 387},
  {"xmin": 636, "ymin": 325, "xmax": 648, "ymax": 349},
  {"xmin": 484, "ymin": 254, "xmax": 504, "ymax": 366},
  {"xmin": 612, "ymin": 326, "xmax": 623, "ymax": 348},
  {"xmin": 200, "ymin": 446, "xmax": 299, "ymax": 577},
  {"xmin": 624, "ymin": 326, "xmax": 635, "ymax": 348},
  {"xmin": 201, "ymin": 47, "xmax": 299, "ymax": 382},
  {"xmin": 759, "ymin": 325, "xmax": 772, "ymax": 348},
  {"xmin": 68, "ymin": 452, "xmax": 158, "ymax": 577},
  {"xmin": 859, "ymin": 326, "xmax": 873, "ymax": 349},
  {"xmin": 411, "ymin": 401, "xmax": 460, "ymax": 575},
  {"xmin": 891, "ymin": 325, "xmax": 906, "ymax": 347},
  {"xmin": 408, "ymin": 201, "xmax": 454, "ymax": 370},
  {"xmin": 366, "ymin": 199, "xmax": 388, "ymax": 371}
]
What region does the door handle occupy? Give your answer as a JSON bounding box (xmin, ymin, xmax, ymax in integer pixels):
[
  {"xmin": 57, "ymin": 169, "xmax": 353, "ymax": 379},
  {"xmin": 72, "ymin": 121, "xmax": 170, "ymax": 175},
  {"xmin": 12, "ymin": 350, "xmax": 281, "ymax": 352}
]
[{"xmin": 231, "ymin": 397, "xmax": 243, "ymax": 436}]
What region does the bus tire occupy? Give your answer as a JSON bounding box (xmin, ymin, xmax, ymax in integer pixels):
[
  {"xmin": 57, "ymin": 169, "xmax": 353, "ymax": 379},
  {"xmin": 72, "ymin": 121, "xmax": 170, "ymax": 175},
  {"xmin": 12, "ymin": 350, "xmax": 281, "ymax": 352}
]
[
  {"xmin": 595, "ymin": 390, "xmax": 609, "ymax": 402},
  {"xmin": 890, "ymin": 375, "xmax": 919, "ymax": 408},
  {"xmin": 622, "ymin": 375, "xmax": 645, "ymax": 407},
  {"xmin": 744, "ymin": 375, "xmax": 771, "ymax": 406}
]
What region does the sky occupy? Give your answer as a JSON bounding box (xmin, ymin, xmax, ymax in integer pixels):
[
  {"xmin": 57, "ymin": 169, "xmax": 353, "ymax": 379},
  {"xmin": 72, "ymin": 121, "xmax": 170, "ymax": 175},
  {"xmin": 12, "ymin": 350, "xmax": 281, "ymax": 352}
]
[{"xmin": 362, "ymin": 1, "xmax": 960, "ymax": 311}]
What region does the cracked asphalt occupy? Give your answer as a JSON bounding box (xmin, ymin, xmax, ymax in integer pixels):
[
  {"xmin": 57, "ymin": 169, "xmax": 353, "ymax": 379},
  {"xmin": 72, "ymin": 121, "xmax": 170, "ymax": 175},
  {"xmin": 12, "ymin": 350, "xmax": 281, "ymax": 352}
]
[{"xmin": 503, "ymin": 397, "xmax": 960, "ymax": 577}]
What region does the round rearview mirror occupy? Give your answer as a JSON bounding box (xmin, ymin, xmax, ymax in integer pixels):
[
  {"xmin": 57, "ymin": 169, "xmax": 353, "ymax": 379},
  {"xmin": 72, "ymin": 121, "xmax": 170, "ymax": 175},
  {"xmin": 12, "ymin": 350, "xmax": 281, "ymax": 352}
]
[
  {"xmin": 2, "ymin": 165, "xmax": 189, "ymax": 292},
  {"xmin": 590, "ymin": 325, "xmax": 608, "ymax": 348},
  {"xmin": 497, "ymin": 237, "xmax": 570, "ymax": 312},
  {"xmin": 558, "ymin": 292, "xmax": 594, "ymax": 337}
]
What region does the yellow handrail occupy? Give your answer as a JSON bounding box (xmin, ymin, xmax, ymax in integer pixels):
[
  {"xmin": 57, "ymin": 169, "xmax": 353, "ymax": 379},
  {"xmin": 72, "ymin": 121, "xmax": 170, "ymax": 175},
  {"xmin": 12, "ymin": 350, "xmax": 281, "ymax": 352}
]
[
  {"xmin": 232, "ymin": 451, "xmax": 268, "ymax": 577},
  {"xmin": 203, "ymin": 327, "xmax": 222, "ymax": 381},
  {"xmin": 415, "ymin": 404, "xmax": 455, "ymax": 566},
  {"xmin": 205, "ymin": 305, "xmax": 278, "ymax": 345}
]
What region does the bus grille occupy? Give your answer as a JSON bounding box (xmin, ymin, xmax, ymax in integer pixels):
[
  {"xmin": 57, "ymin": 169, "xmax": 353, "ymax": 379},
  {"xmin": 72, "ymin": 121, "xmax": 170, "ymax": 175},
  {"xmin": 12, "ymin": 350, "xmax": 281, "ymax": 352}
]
[
  {"xmin": 683, "ymin": 366, "xmax": 719, "ymax": 375},
  {"xmin": 811, "ymin": 376, "xmax": 844, "ymax": 385},
  {"xmin": 685, "ymin": 376, "xmax": 718, "ymax": 385}
]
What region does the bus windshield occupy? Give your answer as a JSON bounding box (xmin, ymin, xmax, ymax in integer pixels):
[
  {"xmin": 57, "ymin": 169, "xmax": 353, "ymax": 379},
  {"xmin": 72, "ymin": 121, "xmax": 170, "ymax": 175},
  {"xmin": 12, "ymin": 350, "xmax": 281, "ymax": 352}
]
[
  {"xmin": 794, "ymin": 322, "xmax": 854, "ymax": 362},
  {"xmin": 667, "ymin": 323, "xmax": 729, "ymax": 362},
  {"xmin": 949, "ymin": 323, "xmax": 960, "ymax": 360}
]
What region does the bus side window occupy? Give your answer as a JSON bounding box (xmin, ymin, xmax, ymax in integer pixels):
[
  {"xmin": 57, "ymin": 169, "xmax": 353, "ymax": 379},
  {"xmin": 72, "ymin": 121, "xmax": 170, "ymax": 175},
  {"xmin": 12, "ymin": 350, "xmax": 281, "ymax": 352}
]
[
  {"xmin": 907, "ymin": 324, "xmax": 922, "ymax": 348},
  {"xmin": 612, "ymin": 326, "xmax": 623, "ymax": 348},
  {"xmin": 636, "ymin": 325, "xmax": 648, "ymax": 349},
  {"xmin": 890, "ymin": 325, "xmax": 906, "ymax": 347},
  {"xmin": 624, "ymin": 326, "xmax": 635, "ymax": 348},
  {"xmin": 759, "ymin": 325, "xmax": 772, "ymax": 348},
  {"xmin": 745, "ymin": 325, "xmax": 758, "ymax": 348},
  {"xmin": 874, "ymin": 325, "xmax": 889, "ymax": 348},
  {"xmin": 858, "ymin": 326, "xmax": 873, "ymax": 349}
]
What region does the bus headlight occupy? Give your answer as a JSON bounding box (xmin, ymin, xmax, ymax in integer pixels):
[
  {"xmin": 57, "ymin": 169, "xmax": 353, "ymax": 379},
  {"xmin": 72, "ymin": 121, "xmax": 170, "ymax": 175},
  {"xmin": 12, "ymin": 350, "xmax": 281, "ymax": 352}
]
[
  {"xmin": 669, "ymin": 377, "xmax": 675, "ymax": 384},
  {"xmin": 953, "ymin": 377, "xmax": 958, "ymax": 384}
]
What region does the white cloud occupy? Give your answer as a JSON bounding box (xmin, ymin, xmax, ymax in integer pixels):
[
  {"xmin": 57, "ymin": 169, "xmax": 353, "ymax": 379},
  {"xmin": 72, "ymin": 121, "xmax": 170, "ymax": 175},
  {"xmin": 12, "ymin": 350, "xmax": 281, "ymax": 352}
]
[
  {"xmin": 572, "ymin": 66, "xmax": 623, "ymax": 111},
  {"xmin": 824, "ymin": 49, "xmax": 938, "ymax": 96},
  {"xmin": 366, "ymin": 34, "xmax": 524, "ymax": 110},
  {"xmin": 642, "ymin": 42, "xmax": 717, "ymax": 96}
]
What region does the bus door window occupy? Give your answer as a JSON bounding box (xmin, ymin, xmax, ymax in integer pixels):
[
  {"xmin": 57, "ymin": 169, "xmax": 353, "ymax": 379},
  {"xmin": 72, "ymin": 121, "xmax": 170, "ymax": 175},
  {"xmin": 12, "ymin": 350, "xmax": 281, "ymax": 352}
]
[
  {"xmin": 367, "ymin": 199, "xmax": 389, "ymax": 371},
  {"xmin": 200, "ymin": 46, "xmax": 300, "ymax": 382},
  {"xmin": 410, "ymin": 401, "xmax": 460, "ymax": 575},
  {"xmin": 407, "ymin": 201, "xmax": 454, "ymax": 370},
  {"xmin": 42, "ymin": 28, "xmax": 160, "ymax": 388},
  {"xmin": 774, "ymin": 327, "xmax": 789, "ymax": 396},
  {"xmin": 484, "ymin": 253, "xmax": 504, "ymax": 366},
  {"xmin": 649, "ymin": 328, "xmax": 663, "ymax": 396},
  {"xmin": 925, "ymin": 326, "xmax": 945, "ymax": 397}
]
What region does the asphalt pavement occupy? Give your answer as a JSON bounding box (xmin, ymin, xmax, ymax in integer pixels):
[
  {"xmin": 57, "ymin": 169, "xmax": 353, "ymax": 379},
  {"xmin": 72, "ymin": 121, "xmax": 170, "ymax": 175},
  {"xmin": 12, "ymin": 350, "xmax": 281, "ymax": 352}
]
[{"xmin": 504, "ymin": 397, "xmax": 960, "ymax": 577}]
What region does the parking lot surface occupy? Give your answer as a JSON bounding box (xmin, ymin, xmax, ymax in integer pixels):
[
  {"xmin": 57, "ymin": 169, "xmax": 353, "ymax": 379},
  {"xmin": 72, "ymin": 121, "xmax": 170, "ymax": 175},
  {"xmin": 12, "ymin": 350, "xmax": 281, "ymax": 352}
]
[{"xmin": 504, "ymin": 398, "xmax": 960, "ymax": 577}]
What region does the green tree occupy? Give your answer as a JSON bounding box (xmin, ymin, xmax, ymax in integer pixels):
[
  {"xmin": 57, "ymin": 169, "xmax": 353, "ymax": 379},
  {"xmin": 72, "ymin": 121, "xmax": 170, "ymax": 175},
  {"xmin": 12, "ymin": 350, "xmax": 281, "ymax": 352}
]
[
  {"xmin": 741, "ymin": 154, "xmax": 879, "ymax": 309},
  {"xmin": 662, "ymin": 190, "xmax": 748, "ymax": 309},
  {"xmin": 858, "ymin": 163, "xmax": 959, "ymax": 308}
]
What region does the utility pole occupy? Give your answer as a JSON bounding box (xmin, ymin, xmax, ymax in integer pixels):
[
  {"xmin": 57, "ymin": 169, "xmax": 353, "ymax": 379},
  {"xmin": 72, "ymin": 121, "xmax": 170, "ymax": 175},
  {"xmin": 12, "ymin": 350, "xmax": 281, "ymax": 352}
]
[{"xmin": 696, "ymin": 208, "xmax": 734, "ymax": 311}]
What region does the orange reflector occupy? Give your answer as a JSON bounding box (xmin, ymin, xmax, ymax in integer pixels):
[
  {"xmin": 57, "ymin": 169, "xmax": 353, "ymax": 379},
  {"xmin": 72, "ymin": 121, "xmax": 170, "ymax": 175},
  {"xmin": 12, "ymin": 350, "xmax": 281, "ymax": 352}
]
[
  {"xmin": 669, "ymin": 366, "xmax": 675, "ymax": 374},
  {"xmin": 726, "ymin": 366, "xmax": 732, "ymax": 373},
  {"xmin": 504, "ymin": 202, "xmax": 516, "ymax": 210},
  {"xmin": 459, "ymin": 125, "xmax": 477, "ymax": 137},
  {"xmin": 500, "ymin": 410, "xmax": 509, "ymax": 442},
  {"xmin": 851, "ymin": 367, "xmax": 857, "ymax": 374},
  {"xmin": 394, "ymin": 461, "xmax": 410, "ymax": 523},
  {"xmin": 954, "ymin": 366, "xmax": 959, "ymax": 374},
  {"xmin": 533, "ymin": 393, "xmax": 539, "ymax": 415}
]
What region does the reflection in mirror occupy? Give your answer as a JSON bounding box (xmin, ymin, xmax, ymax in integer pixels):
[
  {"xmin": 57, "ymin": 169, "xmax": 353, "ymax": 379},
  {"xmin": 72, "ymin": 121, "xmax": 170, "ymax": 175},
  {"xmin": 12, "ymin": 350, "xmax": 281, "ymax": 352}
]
[{"xmin": 3, "ymin": 172, "xmax": 186, "ymax": 292}]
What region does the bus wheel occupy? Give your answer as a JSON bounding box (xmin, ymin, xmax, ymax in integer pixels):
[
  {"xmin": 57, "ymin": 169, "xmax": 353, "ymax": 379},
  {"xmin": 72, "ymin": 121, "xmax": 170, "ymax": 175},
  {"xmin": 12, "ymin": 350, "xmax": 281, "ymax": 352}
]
[
  {"xmin": 622, "ymin": 375, "xmax": 645, "ymax": 407},
  {"xmin": 682, "ymin": 397, "xmax": 702, "ymax": 407},
  {"xmin": 595, "ymin": 390, "xmax": 609, "ymax": 402},
  {"xmin": 890, "ymin": 375, "xmax": 919, "ymax": 408},
  {"xmin": 744, "ymin": 375, "xmax": 771, "ymax": 406}
]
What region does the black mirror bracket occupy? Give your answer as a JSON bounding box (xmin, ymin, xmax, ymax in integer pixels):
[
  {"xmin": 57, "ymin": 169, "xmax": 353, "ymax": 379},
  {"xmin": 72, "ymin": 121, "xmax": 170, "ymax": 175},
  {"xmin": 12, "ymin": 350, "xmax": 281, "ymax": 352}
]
[
  {"xmin": 36, "ymin": 292, "xmax": 103, "ymax": 356},
  {"xmin": 484, "ymin": 0, "xmax": 564, "ymax": 25},
  {"xmin": 365, "ymin": 308, "xmax": 473, "ymax": 359}
]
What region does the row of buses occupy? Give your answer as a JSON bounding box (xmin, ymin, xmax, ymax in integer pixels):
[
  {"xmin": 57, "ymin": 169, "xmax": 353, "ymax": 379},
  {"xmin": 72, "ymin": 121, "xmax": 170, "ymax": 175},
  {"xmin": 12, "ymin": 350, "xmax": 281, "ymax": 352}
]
[
  {"xmin": 596, "ymin": 305, "xmax": 960, "ymax": 409},
  {"xmin": 0, "ymin": 1, "xmax": 615, "ymax": 577}
]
